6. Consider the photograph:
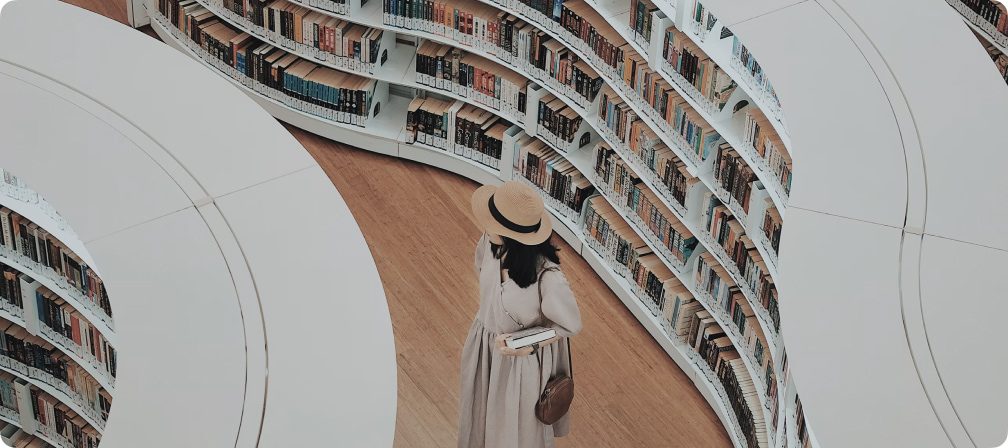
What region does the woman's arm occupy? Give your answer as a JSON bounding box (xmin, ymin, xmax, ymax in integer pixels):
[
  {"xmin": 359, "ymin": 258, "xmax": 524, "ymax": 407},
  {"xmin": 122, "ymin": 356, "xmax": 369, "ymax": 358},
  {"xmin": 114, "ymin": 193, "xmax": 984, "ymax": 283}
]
[
  {"xmin": 495, "ymin": 269, "xmax": 582, "ymax": 356},
  {"xmin": 539, "ymin": 268, "xmax": 582, "ymax": 338},
  {"xmin": 474, "ymin": 233, "xmax": 488, "ymax": 273}
]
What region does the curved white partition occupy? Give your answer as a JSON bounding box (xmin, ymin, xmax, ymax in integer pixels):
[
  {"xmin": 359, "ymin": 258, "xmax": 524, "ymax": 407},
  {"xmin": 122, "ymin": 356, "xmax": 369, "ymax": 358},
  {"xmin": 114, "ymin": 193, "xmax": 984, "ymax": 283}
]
[
  {"xmin": 696, "ymin": 0, "xmax": 1008, "ymax": 446},
  {"xmin": 0, "ymin": 0, "xmax": 396, "ymax": 446}
]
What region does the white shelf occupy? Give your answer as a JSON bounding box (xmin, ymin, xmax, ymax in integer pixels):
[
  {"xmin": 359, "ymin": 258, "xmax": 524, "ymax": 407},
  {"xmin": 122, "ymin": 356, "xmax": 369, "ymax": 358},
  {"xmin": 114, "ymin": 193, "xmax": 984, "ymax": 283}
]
[{"xmin": 398, "ymin": 141, "xmax": 502, "ymax": 187}]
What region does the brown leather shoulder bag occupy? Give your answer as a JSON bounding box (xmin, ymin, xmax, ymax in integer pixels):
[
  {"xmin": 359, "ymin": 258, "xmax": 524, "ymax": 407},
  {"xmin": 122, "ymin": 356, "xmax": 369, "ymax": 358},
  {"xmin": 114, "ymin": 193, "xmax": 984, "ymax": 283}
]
[{"xmin": 534, "ymin": 267, "xmax": 574, "ymax": 425}]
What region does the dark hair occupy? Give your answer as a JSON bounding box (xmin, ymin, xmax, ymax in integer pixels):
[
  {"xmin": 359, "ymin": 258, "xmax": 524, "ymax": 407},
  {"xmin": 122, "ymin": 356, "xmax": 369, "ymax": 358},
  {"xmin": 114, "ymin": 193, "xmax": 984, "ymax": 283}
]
[{"xmin": 491, "ymin": 235, "xmax": 561, "ymax": 288}]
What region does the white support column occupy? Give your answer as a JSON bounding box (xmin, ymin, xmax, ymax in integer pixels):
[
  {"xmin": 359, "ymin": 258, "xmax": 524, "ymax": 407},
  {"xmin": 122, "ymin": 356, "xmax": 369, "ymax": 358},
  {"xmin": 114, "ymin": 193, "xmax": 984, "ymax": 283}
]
[
  {"xmin": 17, "ymin": 276, "xmax": 39, "ymax": 336},
  {"xmin": 499, "ymin": 124, "xmax": 523, "ymax": 180},
  {"xmin": 648, "ymin": 10, "xmax": 673, "ymax": 68},
  {"xmin": 128, "ymin": 0, "xmax": 150, "ymax": 28},
  {"xmin": 13, "ymin": 380, "xmax": 35, "ymax": 435},
  {"xmin": 523, "ymin": 83, "xmax": 545, "ymax": 138},
  {"xmin": 375, "ymin": 29, "xmax": 397, "ymax": 69}
]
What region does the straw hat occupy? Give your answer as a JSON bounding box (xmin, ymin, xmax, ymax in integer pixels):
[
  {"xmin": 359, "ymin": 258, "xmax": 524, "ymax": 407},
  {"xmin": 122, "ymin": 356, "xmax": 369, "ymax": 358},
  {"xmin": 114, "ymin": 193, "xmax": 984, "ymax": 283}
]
[{"xmin": 471, "ymin": 181, "xmax": 553, "ymax": 245}]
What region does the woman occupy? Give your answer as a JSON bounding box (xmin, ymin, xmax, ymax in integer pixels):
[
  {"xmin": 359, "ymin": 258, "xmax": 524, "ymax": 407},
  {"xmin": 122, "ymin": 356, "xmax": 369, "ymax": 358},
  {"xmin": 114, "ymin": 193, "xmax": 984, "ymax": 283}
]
[{"xmin": 459, "ymin": 181, "xmax": 583, "ymax": 448}]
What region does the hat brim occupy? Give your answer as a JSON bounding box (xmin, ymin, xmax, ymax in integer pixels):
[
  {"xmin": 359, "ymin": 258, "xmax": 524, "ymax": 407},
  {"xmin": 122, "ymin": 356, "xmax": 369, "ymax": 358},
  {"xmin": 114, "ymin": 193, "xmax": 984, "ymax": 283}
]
[{"xmin": 471, "ymin": 185, "xmax": 553, "ymax": 245}]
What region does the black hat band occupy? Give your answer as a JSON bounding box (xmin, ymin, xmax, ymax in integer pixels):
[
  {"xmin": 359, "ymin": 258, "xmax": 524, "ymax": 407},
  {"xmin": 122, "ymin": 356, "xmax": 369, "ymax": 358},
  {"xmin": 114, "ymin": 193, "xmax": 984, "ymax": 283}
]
[{"xmin": 488, "ymin": 195, "xmax": 541, "ymax": 234}]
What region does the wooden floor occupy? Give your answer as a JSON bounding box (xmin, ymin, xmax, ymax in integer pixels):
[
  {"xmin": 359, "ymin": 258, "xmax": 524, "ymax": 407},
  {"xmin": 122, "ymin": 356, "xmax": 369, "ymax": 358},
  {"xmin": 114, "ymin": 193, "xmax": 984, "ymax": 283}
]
[{"xmin": 55, "ymin": 2, "xmax": 732, "ymax": 446}]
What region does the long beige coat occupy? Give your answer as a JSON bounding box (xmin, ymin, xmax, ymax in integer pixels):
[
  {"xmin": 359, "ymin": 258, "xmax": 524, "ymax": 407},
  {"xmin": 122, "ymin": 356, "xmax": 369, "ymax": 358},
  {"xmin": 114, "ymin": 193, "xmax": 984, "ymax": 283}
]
[{"xmin": 458, "ymin": 234, "xmax": 583, "ymax": 448}]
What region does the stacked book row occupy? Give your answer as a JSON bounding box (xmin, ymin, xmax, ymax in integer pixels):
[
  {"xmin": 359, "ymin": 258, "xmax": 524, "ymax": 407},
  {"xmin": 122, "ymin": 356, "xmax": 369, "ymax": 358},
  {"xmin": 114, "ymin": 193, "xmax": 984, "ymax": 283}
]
[
  {"xmin": 30, "ymin": 384, "xmax": 100, "ymax": 448},
  {"xmin": 628, "ymin": 0, "xmax": 658, "ymax": 52},
  {"xmin": 712, "ymin": 142, "xmax": 756, "ymax": 223},
  {"xmin": 794, "ymin": 395, "xmax": 812, "ymax": 448},
  {"xmin": 666, "ymin": 295, "xmax": 767, "ymax": 448},
  {"xmin": 0, "ymin": 371, "xmax": 101, "ymax": 448},
  {"xmin": 513, "ymin": 137, "xmax": 595, "ymax": 220},
  {"xmin": 155, "ymin": 1, "xmax": 379, "ymax": 125},
  {"xmin": 593, "ymin": 143, "xmax": 698, "ymax": 272},
  {"xmin": 0, "ymin": 318, "xmax": 109, "ymax": 429},
  {"xmin": 730, "ymin": 35, "xmax": 784, "ymax": 123},
  {"xmin": 0, "ymin": 208, "xmax": 111, "ymax": 326},
  {"xmin": 661, "ymin": 24, "xmax": 736, "ymax": 113},
  {"xmin": 536, "ymin": 93, "xmax": 585, "ymax": 151},
  {"xmin": 742, "ymin": 107, "xmax": 791, "ymax": 199},
  {"xmin": 694, "ymin": 253, "xmax": 777, "ymax": 413},
  {"xmin": 405, "ymin": 97, "xmax": 515, "ymax": 169},
  {"xmin": 596, "ymin": 87, "xmax": 696, "ymax": 214},
  {"xmin": 581, "ymin": 197, "xmax": 764, "ymax": 447},
  {"xmin": 688, "ymin": 0, "xmax": 717, "ymax": 42},
  {"xmin": 34, "ymin": 289, "xmax": 117, "ymax": 386},
  {"xmin": 0, "ymin": 262, "xmax": 116, "ymax": 387},
  {"xmin": 211, "ymin": 0, "xmax": 386, "ymax": 72},
  {"xmin": 583, "ymin": 196, "xmax": 690, "ymax": 317},
  {"xmin": 702, "ymin": 193, "xmax": 779, "ymax": 333},
  {"xmin": 415, "ymin": 41, "xmax": 528, "ymax": 119},
  {"xmin": 956, "ymin": 0, "xmax": 1008, "ymax": 38},
  {"xmin": 760, "ymin": 203, "xmax": 781, "ymax": 262}
]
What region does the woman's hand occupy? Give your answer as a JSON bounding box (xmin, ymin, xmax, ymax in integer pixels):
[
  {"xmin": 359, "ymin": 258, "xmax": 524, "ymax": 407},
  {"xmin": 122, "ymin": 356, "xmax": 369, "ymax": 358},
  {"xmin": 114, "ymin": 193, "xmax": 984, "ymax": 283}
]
[
  {"xmin": 495, "ymin": 333, "xmax": 534, "ymax": 356},
  {"xmin": 538, "ymin": 335, "xmax": 561, "ymax": 346}
]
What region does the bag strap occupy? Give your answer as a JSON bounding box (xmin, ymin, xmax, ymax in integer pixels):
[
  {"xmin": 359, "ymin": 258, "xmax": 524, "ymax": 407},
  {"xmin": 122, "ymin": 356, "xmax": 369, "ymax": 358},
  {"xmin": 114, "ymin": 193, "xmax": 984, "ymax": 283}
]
[{"xmin": 535, "ymin": 266, "xmax": 573, "ymax": 387}]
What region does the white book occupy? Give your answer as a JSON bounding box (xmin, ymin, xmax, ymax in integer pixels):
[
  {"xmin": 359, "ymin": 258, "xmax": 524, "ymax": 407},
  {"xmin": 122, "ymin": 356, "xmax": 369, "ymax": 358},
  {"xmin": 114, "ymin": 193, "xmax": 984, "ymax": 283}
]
[{"xmin": 505, "ymin": 327, "xmax": 557, "ymax": 349}]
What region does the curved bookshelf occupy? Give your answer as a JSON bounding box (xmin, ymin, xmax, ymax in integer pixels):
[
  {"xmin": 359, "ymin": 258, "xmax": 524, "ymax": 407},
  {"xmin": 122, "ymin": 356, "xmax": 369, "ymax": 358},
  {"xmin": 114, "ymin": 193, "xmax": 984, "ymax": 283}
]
[
  {"xmin": 188, "ymin": 0, "xmax": 788, "ymax": 334},
  {"xmin": 0, "ymin": 177, "xmax": 115, "ymax": 448},
  {"xmin": 0, "ymin": 246, "xmax": 115, "ymax": 341},
  {"xmin": 477, "ymin": 0, "xmax": 792, "ymax": 213},
  {"xmin": 541, "ymin": 195, "xmax": 750, "ymax": 448},
  {"xmin": 146, "ymin": 0, "xmax": 798, "ymax": 445},
  {"xmin": 190, "ymin": 0, "xmax": 789, "ymax": 306},
  {"xmin": 0, "ymin": 406, "xmax": 79, "ymax": 448},
  {"xmin": 0, "ymin": 257, "xmax": 117, "ymax": 393},
  {"xmin": 0, "ymin": 302, "xmax": 108, "ymax": 431}
]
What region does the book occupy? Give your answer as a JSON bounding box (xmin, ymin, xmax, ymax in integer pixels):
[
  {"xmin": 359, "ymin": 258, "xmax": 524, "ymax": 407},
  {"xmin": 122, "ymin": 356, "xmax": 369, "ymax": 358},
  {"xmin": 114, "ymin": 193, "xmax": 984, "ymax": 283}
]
[{"xmin": 505, "ymin": 327, "xmax": 557, "ymax": 348}]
